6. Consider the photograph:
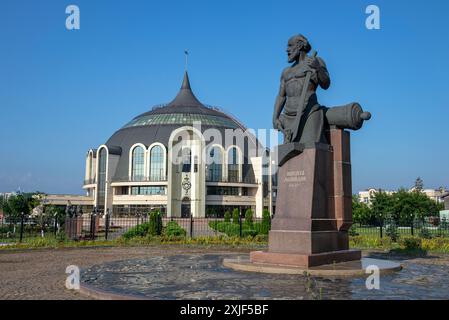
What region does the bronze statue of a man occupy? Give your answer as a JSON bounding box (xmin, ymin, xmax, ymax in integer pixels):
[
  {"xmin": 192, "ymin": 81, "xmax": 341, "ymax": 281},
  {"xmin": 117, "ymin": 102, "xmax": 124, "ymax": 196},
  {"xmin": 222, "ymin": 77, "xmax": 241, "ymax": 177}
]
[{"xmin": 273, "ymin": 34, "xmax": 330, "ymax": 145}]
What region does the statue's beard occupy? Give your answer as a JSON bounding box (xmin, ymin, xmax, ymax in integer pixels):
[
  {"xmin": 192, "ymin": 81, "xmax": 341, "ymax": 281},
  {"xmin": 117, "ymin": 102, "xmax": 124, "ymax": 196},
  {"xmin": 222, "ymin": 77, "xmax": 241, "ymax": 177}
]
[{"xmin": 288, "ymin": 51, "xmax": 299, "ymax": 63}]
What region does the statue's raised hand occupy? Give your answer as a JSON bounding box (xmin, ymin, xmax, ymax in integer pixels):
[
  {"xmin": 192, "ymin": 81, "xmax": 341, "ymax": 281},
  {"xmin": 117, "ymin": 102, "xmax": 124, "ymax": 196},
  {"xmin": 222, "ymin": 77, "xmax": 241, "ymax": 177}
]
[{"xmin": 303, "ymin": 56, "xmax": 320, "ymax": 73}]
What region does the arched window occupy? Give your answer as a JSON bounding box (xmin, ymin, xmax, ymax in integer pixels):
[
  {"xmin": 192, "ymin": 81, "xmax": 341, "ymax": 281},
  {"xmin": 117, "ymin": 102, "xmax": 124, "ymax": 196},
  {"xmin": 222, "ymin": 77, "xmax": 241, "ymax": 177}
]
[
  {"xmin": 182, "ymin": 147, "xmax": 192, "ymax": 173},
  {"xmin": 149, "ymin": 145, "xmax": 164, "ymax": 181},
  {"xmin": 131, "ymin": 146, "xmax": 145, "ymax": 181},
  {"xmin": 97, "ymin": 148, "xmax": 107, "ymax": 209},
  {"xmin": 207, "ymin": 147, "xmax": 222, "ymax": 182},
  {"xmin": 227, "ymin": 147, "xmax": 240, "ymax": 182}
]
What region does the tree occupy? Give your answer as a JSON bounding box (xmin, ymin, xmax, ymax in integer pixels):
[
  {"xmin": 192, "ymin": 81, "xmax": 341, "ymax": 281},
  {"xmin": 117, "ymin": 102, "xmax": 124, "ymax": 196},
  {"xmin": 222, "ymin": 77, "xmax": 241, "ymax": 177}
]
[
  {"xmin": 414, "ymin": 177, "xmax": 424, "ymax": 192},
  {"xmin": 261, "ymin": 209, "xmax": 271, "ymax": 234},
  {"xmin": 7, "ymin": 194, "xmax": 30, "ymax": 219},
  {"xmin": 232, "ymin": 208, "xmax": 239, "ymax": 224},
  {"xmin": 224, "ymin": 211, "xmax": 231, "ymax": 223},
  {"xmin": 370, "ymin": 191, "xmax": 394, "ymax": 225},
  {"xmin": 244, "ymin": 209, "xmax": 254, "ymax": 228},
  {"xmin": 148, "ymin": 209, "xmax": 162, "ymax": 236},
  {"xmin": 389, "ymin": 189, "xmax": 442, "ymax": 224},
  {"xmin": 352, "ymin": 195, "xmax": 375, "ymax": 225}
]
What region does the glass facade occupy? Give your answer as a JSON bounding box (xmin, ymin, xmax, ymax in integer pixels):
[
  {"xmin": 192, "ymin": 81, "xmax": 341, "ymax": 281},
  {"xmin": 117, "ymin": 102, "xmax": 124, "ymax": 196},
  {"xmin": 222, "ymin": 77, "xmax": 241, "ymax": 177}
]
[
  {"xmin": 207, "ymin": 186, "xmax": 240, "ymax": 196},
  {"xmin": 149, "ymin": 145, "xmax": 164, "ymax": 181},
  {"xmin": 207, "ymin": 147, "xmax": 222, "ymax": 181},
  {"xmin": 227, "ymin": 147, "xmax": 239, "ymax": 182},
  {"xmin": 123, "ymin": 113, "xmax": 238, "ymax": 129},
  {"xmin": 131, "ymin": 146, "xmax": 145, "ymax": 181},
  {"xmin": 182, "ymin": 147, "xmax": 191, "ymax": 173},
  {"xmin": 96, "ymin": 148, "xmax": 107, "ymax": 209},
  {"xmin": 131, "ymin": 186, "xmax": 166, "ymax": 195},
  {"xmin": 113, "ymin": 205, "xmax": 166, "ymax": 217}
]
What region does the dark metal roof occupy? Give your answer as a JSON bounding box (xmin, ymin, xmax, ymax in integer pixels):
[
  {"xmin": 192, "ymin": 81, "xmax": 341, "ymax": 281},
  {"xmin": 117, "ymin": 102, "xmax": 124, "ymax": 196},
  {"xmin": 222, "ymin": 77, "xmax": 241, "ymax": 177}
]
[{"xmin": 103, "ymin": 72, "xmax": 260, "ymax": 182}]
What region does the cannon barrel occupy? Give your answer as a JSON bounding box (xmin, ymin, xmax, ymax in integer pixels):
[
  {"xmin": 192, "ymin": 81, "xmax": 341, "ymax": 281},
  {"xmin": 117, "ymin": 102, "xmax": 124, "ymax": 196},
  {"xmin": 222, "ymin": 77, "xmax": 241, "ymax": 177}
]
[{"xmin": 324, "ymin": 103, "xmax": 371, "ymax": 130}]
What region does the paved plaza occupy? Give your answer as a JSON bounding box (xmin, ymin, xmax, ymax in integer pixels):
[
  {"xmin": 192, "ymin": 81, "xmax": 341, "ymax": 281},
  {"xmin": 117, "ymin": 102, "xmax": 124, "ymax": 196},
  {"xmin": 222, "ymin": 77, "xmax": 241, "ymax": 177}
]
[{"xmin": 1, "ymin": 247, "xmax": 449, "ymax": 300}]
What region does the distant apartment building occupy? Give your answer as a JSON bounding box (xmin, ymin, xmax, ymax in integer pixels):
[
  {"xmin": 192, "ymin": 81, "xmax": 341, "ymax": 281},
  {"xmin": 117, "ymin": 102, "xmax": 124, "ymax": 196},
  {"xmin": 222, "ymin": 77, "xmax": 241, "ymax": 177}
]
[
  {"xmin": 442, "ymin": 193, "xmax": 449, "ymax": 210},
  {"xmin": 358, "ymin": 188, "xmax": 447, "ymax": 205}
]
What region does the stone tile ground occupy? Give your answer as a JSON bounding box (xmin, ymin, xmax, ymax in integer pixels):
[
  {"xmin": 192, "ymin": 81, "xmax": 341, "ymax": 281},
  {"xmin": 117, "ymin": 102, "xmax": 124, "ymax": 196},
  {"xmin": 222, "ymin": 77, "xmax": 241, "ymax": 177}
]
[
  {"xmin": 0, "ymin": 246, "xmax": 249, "ymax": 300},
  {"xmin": 1, "ymin": 246, "xmax": 449, "ymax": 300}
]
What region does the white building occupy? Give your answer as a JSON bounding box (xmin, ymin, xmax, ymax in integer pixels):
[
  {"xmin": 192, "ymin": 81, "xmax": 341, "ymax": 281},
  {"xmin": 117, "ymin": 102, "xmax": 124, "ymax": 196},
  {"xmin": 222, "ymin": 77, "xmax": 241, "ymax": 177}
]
[{"xmin": 45, "ymin": 72, "xmax": 276, "ymax": 218}]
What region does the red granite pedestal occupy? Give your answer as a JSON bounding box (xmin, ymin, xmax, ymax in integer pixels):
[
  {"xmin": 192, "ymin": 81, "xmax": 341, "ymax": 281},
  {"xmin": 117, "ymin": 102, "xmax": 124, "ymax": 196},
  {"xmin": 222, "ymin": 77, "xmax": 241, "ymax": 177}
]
[{"xmin": 250, "ymin": 129, "xmax": 361, "ymax": 268}]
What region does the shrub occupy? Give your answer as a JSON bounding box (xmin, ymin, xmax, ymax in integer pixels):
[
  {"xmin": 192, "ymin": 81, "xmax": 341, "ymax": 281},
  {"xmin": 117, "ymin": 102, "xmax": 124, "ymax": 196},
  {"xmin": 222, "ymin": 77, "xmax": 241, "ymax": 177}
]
[
  {"xmin": 399, "ymin": 237, "xmax": 422, "ymax": 251},
  {"xmin": 253, "ymin": 234, "xmax": 268, "ymax": 242},
  {"xmin": 348, "ymin": 225, "xmax": 359, "ymax": 237},
  {"xmin": 419, "ymin": 227, "xmax": 432, "ymax": 239},
  {"xmin": 232, "ymin": 208, "xmax": 239, "ymax": 224},
  {"xmin": 164, "ymin": 221, "xmax": 186, "ymax": 237},
  {"xmin": 208, "ymin": 220, "xmax": 219, "ymax": 230},
  {"xmin": 56, "ymin": 231, "xmax": 67, "ymax": 243},
  {"xmin": 244, "ymin": 209, "xmax": 253, "ymax": 228},
  {"xmin": 242, "ymin": 229, "xmax": 257, "ymax": 237},
  {"xmin": 149, "ymin": 210, "xmax": 162, "ymax": 236},
  {"xmin": 224, "ymin": 211, "xmax": 231, "ymax": 223},
  {"xmin": 349, "ymin": 235, "xmax": 392, "ymax": 249},
  {"xmin": 0, "ymin": 224, "xmax": 14, "ymax": 234},
  {"xmin": 122, "ymin": 222, "xmax": 151, "ymax": 240},
  {"xmin": 211, "ymin": 221, "xmax": 240, "ymax": 236},
  {"xmin": 385, "ymin": 221, "xmax": 399, "ymax": 242},
  {"xmin": 261, "ymin": 209, "xmax": 271, "ymax": 234},
  {"xmin": 422, "ymin": 237, "xmax": 449, "ymax": 252}
]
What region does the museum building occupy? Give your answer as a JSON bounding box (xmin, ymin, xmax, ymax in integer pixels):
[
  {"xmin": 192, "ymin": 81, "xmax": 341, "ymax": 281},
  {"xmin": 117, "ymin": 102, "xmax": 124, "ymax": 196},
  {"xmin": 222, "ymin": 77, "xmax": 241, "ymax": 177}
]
[{"xmin": 77, "ymin": 72, "xmax": 275, "ymax": 218}]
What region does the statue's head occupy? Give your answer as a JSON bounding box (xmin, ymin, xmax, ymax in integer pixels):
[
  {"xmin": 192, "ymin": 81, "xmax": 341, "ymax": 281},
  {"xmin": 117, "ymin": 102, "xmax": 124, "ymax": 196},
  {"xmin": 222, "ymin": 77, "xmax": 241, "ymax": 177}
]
[{"xmin": 287, "ymin": 34, "xmax": 311, "ymax": 63}]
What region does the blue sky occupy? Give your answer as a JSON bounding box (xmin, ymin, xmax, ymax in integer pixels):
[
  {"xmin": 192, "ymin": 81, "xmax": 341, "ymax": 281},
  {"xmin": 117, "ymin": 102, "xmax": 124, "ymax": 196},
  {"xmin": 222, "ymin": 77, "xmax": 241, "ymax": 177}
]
[{"xmin": 0, "ymin": 0, "xmax": 448, "ymax": 194}]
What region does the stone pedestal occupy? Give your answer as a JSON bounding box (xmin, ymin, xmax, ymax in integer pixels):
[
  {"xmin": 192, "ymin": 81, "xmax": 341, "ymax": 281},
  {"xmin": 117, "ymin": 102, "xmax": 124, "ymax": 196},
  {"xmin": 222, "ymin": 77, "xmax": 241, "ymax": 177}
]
[{"xmin": 251, "ymin": 129, "xmax": 361, "ymax": 268}]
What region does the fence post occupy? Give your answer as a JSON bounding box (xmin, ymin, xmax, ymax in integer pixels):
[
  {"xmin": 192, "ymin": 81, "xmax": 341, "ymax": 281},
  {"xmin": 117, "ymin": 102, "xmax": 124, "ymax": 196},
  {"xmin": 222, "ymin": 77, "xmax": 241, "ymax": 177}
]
[
  {"xmin": 54, "ymin": 213, "xmax": 58, "ymax": 237},
  {"xmin": 90, "ymin": 213, "xmax": 96, "ymax": 240},
  {"xmin": 239, "ymin": 213, "xmax": 243, "ymax": 238},
  {"xmin": 105, "ymin": 211, "xmax": 110, "ymax": 241},
  {"xmin": 190, "ymin": 214, "xmax": 193, "ymax": 238},
  {"xmin": 379, "ymin": 219, "xmax": 383, "ymax": 239},
  {"xmin": 19, "ymin": 212, "xmax": 25, "ymax": 243},
  {"xmin": 411, "ymin": 219, "xmax": 414, "ymax": 236}
]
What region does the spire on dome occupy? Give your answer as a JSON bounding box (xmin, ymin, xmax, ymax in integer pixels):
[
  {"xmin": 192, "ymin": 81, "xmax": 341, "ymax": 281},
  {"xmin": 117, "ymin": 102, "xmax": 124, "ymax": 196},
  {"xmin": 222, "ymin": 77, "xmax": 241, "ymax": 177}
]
[
  {"xmin": 167, "ymin": 71, "xmax": 203, "ymax": 108},
  {"xmin": 181, "ymin": 71, "xmax": 192, "ymax": 90}
]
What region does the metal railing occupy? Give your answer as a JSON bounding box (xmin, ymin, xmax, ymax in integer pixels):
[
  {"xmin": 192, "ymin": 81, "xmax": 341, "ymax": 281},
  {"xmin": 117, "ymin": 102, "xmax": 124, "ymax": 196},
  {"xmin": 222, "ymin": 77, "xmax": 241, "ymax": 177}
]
[
  {"xmin": 113, "ymin": 176, "xmax": 168, "ymax": 183},
  {"xmin": 2, "ymin": 213, "xmax": 448, "ymax": 244},
  {"xmin": 206, "ymin": 176, "xmax": 258, "ymax": 184},
  {"xmin": 0, "ymin": 212, "xmax": 271, "ymax": 243}
]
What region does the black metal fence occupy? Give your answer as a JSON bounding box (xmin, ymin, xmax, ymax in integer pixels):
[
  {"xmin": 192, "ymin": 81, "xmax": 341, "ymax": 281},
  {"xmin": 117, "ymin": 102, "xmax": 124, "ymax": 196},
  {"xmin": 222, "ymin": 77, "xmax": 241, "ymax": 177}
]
[
  {"xmin": 0, "ymin": 213, "xmax": 269, "ymax": 243},
  {"xmin": 353, "ymin": 217, "xmax": 449, "ymax": 239},
  {"xmin": 0, "ymin": 214, "xmax": 60, "ymax": 243},
  {"xmin": 1, "ymin": 214, "xmax": 448, "ymax": 244}
]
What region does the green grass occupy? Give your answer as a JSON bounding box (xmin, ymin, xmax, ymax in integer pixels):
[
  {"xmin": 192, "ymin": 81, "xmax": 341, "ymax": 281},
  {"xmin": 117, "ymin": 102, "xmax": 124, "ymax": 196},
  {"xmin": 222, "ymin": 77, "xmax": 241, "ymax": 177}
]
[
  {"xmin": 352, "ymin": 226, "xmax": 449, "ymax": 238},
  {"xmin": 3, "ymin": 231, "xmax": 449, "ymax": 255},
  {"xmin": 0, "ymin": 234, "xmax": 269, "ymax": 251}
]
